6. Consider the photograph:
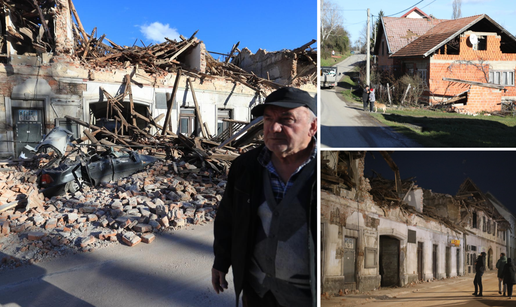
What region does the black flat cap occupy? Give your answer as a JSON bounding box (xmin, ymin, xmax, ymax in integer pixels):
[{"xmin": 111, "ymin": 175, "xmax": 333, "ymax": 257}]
[{"xmin": 251, "ymin": 87, "xmax": 316, "ymax": 117}]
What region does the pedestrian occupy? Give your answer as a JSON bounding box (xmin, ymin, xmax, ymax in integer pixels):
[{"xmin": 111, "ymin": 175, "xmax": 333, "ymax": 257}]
[
  {"xmin": 497, "ymin": 252, "xmax": 507, "ymax": 295},
  {"xmin": 502, "ymin": 258, "xmax": 516, "ymax": 299},
  {"xmin": 473, "ymin": 252, "xmax": 486, "ymax": 297},
  {"xmin": 369, "ymin": 88, "xmax": 376, "ymax": 112},
  {"xmin": 212, "ymin": 87, "xmax": 317, "ymax": 307},
  {"xmin": 362, "ymin": 86, "xmax": 370, "ymax": 111}
]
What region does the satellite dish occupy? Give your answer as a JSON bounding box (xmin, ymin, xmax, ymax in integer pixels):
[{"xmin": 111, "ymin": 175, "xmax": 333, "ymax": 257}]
[{"xmin": 469, "ymin": 34, "xmax": 478, "ymax": 45}]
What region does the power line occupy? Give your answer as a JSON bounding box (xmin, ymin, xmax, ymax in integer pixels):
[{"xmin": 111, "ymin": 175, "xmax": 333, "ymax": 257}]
[
  {"xmin": 386, "ymin": 0, "xmax": 425, "ymax": 17},
  {"xmin": 421, "ymin": 0, "xmax": 437, "ymax": 10}
]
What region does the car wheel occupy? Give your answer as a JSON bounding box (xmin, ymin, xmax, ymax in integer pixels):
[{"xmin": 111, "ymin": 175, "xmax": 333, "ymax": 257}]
[{"xmin": 65, "ymin": 179, "xmax": 82, "ymax": 194}]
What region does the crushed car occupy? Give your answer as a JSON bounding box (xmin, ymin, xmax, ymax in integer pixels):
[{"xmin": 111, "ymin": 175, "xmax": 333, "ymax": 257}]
[
  {"xmin": 39, "ymin": 146, "xmax": 159, "ymax": 197},
  {"xmin": 25, "ymin": 126, "xmax": 75, "ymax": 157}
]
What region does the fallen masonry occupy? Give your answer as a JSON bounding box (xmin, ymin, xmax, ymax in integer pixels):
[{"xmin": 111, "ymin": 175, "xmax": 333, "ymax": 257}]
[{"xmin": 0, "ymin": 156, "xmax": 226, "ymax": 270}]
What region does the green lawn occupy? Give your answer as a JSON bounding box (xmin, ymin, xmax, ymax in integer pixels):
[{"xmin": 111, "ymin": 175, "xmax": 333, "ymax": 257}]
[{"xmin": 366, "ymin": 108, "xmax": 516, "ymax": 147}]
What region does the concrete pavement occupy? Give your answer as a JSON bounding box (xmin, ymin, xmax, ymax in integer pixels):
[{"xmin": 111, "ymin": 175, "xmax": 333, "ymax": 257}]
[{"xmin": 0, "ymin": 224, "xmax": 234, "ymax": 307}]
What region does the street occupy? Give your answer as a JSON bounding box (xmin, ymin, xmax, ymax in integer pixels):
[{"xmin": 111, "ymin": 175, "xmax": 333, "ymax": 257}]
[
  {"xmin": 320, "ymin": 54, "xmax": 420, "ymax": 148},
  {"xmin": 322, "ymin": 272, "xmax": 514, "ymax": 307},
  {"xmin": 0, "ymin": 224, "xmax": 234, "ymax": 307}
]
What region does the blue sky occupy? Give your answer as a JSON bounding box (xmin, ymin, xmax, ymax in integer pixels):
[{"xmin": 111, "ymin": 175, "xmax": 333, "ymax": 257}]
[
  {"xmin": 72, "ymin": 0, "xmax": 317, "ymax": 58},
  {"xmin": 335, "ymin": 0, "xmax": 516, "ymax": 45}
]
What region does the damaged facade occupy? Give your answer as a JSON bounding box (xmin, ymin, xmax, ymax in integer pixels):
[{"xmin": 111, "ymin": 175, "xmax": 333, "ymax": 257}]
[
  {"xmin": 0, "ymin": 0, "xmax": 316, "ymax": 159},
  {"xmin": 321, "ymin": 151, "xmax": 515, "ymax": 295},
  {"xmin": 374, "ymin": 7, "xmax": 516, "ymax": 114}
]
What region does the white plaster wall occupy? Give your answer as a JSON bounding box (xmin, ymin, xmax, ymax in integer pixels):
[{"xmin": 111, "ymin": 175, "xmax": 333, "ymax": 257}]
[
  {"xmin": 346, "ymin": 211, "xmax": 365, "ymax": 230},
  {"xmin": 406, "ymin": 188, "xmax": 423, "ymax": 213},
  {"xmin": 324, "ymin": 223, "xmax": 343, "ymax": 276}
]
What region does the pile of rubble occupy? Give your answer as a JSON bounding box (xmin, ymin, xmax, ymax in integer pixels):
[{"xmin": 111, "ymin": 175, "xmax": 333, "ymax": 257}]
[
  {"xmin": 0, "ymin": 153, "xmax": 226, "ymax": 269},
  {"xmin": 2, "ymin": 0, "xmax": 316, "ymax": 92}
]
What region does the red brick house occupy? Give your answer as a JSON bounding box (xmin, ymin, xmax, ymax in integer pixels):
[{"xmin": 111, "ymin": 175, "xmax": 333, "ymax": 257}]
[{"xmin": 374, "ymin": 7, "xmax": 516, "ymax": 113}]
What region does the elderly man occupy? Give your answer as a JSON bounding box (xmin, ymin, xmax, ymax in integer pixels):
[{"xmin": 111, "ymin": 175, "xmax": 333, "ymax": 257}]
[{"xmin": 212, "ymin": 87, "xmax": 317, "ymax": 307}]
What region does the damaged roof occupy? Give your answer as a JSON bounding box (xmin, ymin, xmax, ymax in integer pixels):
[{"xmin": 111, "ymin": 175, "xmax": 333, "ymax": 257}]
[
  {"xmin": 376, "ymin": 15, "xmax": 446, "ymax": 55},
  {"xmin": 1, "ymin": 0, "xmax": 317, "ymax": 91},
  {"xmin": 377, "ymin": 9, "xmax": 516, "ymax": 58}
]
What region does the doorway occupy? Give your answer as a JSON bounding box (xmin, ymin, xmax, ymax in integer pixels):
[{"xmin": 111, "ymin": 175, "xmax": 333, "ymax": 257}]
[
  {"xmin": 344, "ymin": 237, "xmax": 356, "ymax": 283},
  {"xmin": 446, "ymin": 246, "xmax": 451, "ymax": 278},
  {"xmin": 417, "ymin": 242, "xmax": 423, "ymax": 281},
  {"xmin": 380, "ymin": 236, "xmax": 400, "ymax": 287},
  {"xmin": 13, "ymin": 108, "xmax": 43, "ymax": 158},
  {"xmin": 456, "ymin": 248, "xmax": 460, "ymax": 276},
  {"xmin": 432, "ymin": 244, "xmax": 438, "ymax": 279},
  {"xmin": 488, "ymin": 248, "xmax": 493, "ymax": 270}
]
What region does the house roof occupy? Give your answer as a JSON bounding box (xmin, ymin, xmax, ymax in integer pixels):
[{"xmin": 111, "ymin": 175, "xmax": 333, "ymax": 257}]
[
  {"xmin": 392, "ymin": 15, "xmax": 483, "ymax": 57},
  {"xmin": 380, "ymin": 16, "xmax": 446, "ymax": 55},
  {"xmin": 388, "ymin": 13, "xmax": 516, "ymax": 58}
]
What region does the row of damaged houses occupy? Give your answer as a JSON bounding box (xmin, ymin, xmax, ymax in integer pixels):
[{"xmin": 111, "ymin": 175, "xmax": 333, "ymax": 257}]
[
  {"xmin": 374, "ymin": 7, "xmax": 516, "ymax": 114},
  {"xmin": 0, "ymin": 0, "xmax": 316, "ymax": 159},
  {"xmin": 321, "ymin": 151, "xmax": 516, "ymax": 294}
]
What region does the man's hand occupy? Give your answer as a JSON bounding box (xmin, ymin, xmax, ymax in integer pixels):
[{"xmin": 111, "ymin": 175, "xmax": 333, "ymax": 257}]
[{"xmin": 212, "ymin": 267, "xmax": 229, "ymax": 294}]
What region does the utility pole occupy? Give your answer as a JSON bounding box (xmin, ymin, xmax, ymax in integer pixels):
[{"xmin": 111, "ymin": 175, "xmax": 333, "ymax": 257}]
[{"xmin": 367, "ymin": 8, "xmax": 370, "ymax": 87}]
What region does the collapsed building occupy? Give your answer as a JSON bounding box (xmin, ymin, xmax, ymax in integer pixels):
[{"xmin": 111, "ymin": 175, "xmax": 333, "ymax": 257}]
[
  {"xmin": 0, "ymin": 0, "xmax": 317, "ymax": 159},
  {"xmin": 321, "ymin": 151, "xmax": 516, "ymax": 294}
]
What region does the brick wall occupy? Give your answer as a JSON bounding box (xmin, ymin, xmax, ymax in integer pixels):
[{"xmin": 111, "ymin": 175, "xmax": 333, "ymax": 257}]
[
  {"xmin": 461, "ymin": 85, "xmax": 503, "ymax": 113},
  {"xmin": 428, "ymin": 34, "xmax": 516, "ymax": 108}
]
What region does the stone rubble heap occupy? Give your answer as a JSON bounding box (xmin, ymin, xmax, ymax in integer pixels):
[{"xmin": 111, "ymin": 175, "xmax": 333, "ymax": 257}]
[{"xmin": 0, "ymin": 158, "xmax": 226, "ymax": 269}]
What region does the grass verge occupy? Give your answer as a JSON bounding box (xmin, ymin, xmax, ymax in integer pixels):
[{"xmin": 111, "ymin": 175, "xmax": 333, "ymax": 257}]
[{"xmin": 366, "ymin": 108, "xmax": 516, "ymax": 147}]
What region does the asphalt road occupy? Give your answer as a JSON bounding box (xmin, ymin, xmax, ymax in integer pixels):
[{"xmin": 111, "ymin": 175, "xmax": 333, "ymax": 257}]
[
  {"xmin": 322, "ymin": 272, "xmax": 514, "ymax": 307},
  {"xmin": 320, "ymin": 54, "xmax": 420, "ymax": 148},
  {"xmin": 0, "ymin": 224, "xmax": 235, "ymax": 307}
]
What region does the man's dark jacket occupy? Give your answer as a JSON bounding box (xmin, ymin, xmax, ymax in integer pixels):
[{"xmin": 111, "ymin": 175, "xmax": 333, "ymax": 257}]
[
  {"xmin": 213, "ymin": 145, "xmax": 317, "ymax": 306},
  {"xmin": 503, "ymin": 262, "xmax": 516, "ymax": 284},
  {"xmin": 362, "ymin": 89, "xmax": 369, "ymax": 103}
]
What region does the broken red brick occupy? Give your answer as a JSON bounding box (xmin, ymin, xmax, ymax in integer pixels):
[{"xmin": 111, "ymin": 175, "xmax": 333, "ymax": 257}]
[
  {"xmin": 98, "ymin": 230, "xmax": 117, "ymax": 240},
  {"xmin": 87, "ymin": 214, "xmax": 98, "ymax": 222},
  {"xmin": 133, "ymin": 223, "xmax": 152, "ymax": 233},
  {"xmin": 141, "ymin": 233, "xmax": 155, "ymax": 244},
  {"xmin": 45, "ymin": 218, "xmax": 57, "ymax": 230},
  {"xmin": 28, "ymin": 231, "xmax": 45, "ymax": 240},
  {"xmin": 79, "ymin": 236, "xmax": 96, "ymax": 248},
  {"xmin": 121, "ymin": 232, "xmax": 141, "ymax": 247}
]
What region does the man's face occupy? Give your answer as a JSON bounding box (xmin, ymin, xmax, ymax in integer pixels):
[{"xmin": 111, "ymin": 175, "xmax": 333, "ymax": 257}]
[{"xmin": 263, "ymin": 105, "xmax": 317, "ymax": 159}]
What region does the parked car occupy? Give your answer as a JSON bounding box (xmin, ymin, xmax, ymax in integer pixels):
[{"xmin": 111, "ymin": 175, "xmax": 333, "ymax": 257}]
[{"xmin": 39, "ymin": 147, "xmax": 158, "ymax": 196}]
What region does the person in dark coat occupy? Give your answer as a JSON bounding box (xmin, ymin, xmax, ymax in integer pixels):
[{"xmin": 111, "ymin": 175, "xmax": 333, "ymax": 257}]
[
  {"xmin": 502, "ymin": 258, "xmax": 516, "ymax": 299},
  {"xmin": 473, "ymin": 253, "xmax": 486, "ymax": 296},
  {"xmin": 496, "ymin": 253, "xmax": 507, "ymax": 295},
  {"xmin": 362, "ymin": 86, "xmax": 370, "ymax": 111}
]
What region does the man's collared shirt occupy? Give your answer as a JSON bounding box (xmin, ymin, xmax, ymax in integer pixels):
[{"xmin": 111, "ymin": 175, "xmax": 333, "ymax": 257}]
[{"xmin": 257, "ymin": 139, "xmax": 317, "ymax": 203}]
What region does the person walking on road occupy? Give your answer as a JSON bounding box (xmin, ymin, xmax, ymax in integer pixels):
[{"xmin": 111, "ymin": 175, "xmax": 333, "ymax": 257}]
[
  {"xmin": 362, "ymin": 86, "xmax": 370, "ymax": 111},
  {"xmin": 497, "ymin": 253, "xmax": 508, "ymax": 295},
  {"xmin": 369, "ymin": 88, "xmax": 376, "ymax": 112},
  {"xmin": 502, "ymin": 258, "xmax": 516, "ymax": 299},
  {"xmin": 473, "ymin": 252, "xmax": 486, "ymax": 297}
]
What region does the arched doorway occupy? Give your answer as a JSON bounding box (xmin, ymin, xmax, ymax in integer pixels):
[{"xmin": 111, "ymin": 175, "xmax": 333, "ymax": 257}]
[
  {"xmin": 380, "ymin": 236, "xmax": 400, "ymax": 287},
  {"xmin": 488, "ymin": 248, "xmax": 493, "ymax": 270}
]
